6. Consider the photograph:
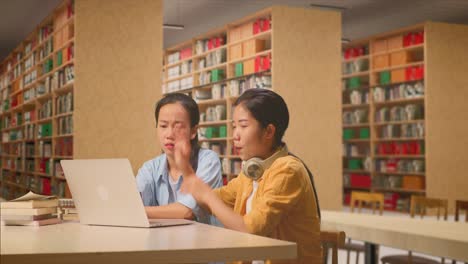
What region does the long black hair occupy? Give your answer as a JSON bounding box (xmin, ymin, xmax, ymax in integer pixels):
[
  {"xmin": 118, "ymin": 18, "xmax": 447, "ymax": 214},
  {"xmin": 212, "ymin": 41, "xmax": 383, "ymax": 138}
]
[
  {"xmin": 233, "ymin": 88, "xmax": 289, "ymax": 148},
  {"xmin": 155, "ymin": 93, "xmax": 200, "ymax": 171},
  {"xmin": 233, "ymin": 88, "xmax": 321, "ymax": 218}
]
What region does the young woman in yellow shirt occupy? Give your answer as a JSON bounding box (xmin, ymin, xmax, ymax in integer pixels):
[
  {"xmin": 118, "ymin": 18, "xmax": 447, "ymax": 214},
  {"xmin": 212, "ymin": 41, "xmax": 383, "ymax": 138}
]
[{"xmin": 175, "ymin": 89, "xmax": 322, "ymax": 263}]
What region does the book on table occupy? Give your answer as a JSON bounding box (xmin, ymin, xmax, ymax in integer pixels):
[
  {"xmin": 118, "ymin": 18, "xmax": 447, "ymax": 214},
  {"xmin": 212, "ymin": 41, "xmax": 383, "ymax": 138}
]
[
  {"xmin": 0, "ymin": 191, "xmax": 61, "ymax": 226},
  {"xmin": 0, "ymin": 191, "xmax": 59, "ymax": 209},
  {"xmin": 1, "ymin": 217, "xmax": 61, "ymax": 226}
]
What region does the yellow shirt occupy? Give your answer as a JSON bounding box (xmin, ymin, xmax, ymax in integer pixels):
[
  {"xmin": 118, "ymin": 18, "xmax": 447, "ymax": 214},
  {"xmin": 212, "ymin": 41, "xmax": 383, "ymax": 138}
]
[{"xmin": 214, "ymin": 155, "xmax": 322, "ymax": 264}]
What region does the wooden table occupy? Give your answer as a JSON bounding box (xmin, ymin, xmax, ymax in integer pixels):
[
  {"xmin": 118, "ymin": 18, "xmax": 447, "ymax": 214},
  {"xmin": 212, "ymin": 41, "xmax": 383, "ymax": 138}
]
[
  {"xmin": 1, "ymin": 221, "xmax": 297, "ymax": 264},
  {"xmin": 321, "ymin": 211, "xmax": 468, "ymax": 263}
]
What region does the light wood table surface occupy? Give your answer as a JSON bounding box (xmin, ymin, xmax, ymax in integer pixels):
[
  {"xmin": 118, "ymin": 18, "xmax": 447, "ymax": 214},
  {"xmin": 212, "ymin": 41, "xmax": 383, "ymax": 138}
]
[
  {"xmin": 321, "ymin": 210, "xmax": 468, "ymax": 262},
  {"xmin": 1, "ymin": 221, "xmax": 297, "ymax": 264}
]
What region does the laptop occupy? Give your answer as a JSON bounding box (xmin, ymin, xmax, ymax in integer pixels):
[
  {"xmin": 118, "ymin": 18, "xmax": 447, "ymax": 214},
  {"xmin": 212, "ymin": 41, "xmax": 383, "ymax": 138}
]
[{"xmin": 61, "ymin": 159, "xmax": 193, "ymax": 228}]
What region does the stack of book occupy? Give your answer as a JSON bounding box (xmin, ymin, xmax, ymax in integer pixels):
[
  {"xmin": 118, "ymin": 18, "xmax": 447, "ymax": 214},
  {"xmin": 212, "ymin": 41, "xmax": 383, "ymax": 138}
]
[
  {"xmin": 0, "ymin": 191, "xmax": 61, "ymax": 226},
  {"xmin": 59, "ymin": 198, "xmax": 78, "ymax": 220}
]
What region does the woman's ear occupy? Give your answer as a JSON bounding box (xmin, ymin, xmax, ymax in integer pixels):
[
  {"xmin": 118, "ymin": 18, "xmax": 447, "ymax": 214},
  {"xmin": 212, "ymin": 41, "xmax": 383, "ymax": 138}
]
[
  {"xmin": 265, "ymin": 124, "xmax": 276, "ymax": 140},
  {"xmin": 190, "ymin": 125, "xmax": 198, "ymax": 140}
]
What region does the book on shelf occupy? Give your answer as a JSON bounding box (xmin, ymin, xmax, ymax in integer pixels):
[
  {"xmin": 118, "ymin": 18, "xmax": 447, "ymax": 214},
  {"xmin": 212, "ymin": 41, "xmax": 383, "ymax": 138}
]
[
  {"xmin": 56, "ymin": 92, "xmax": 73, "ymax": 114},
  {"xmin": 1, "ymin": 217, "xmax": 61, "ymax": 226},
  {"xmin": 55, "ymin": 137, "xmax": 73, "ymax": 156},
  {"xmin": 0, "ymin": 191, "xmax": 59, "ymax": 209},
  {"xmin": 39, "ymin": 177, "xmax": 52, "ymax": 195}
]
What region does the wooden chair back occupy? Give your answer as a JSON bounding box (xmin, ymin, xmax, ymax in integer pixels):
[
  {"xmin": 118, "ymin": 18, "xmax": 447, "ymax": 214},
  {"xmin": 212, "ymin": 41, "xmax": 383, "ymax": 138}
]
[
  {"xmin": 321, "ymin": 230, "xmax": 346, "ymax": 264},
  {"xmin": 350, "ymin": 191, "xmax": 384, "ymax": 215},
  {"xmin": 455, "ymin": 200, "xmax": 468, "ymax": 222},
  {"xmin": 410, "ymin": 196, "xmax": 448, "ymax": 220}
]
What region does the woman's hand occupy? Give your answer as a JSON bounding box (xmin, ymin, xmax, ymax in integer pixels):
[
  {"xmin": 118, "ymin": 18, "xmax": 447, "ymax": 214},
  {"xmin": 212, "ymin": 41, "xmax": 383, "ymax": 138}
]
[
  {"xmin": 182, "ymin": 172, "xmax": 249, "ymax": 233},
  {"xmin": 180, "ymin": 171, "xmax": 213, "ymax": 205},
  {"xmin": 173, "ymin": 124, "xmax": 193, "ymax": 176}
]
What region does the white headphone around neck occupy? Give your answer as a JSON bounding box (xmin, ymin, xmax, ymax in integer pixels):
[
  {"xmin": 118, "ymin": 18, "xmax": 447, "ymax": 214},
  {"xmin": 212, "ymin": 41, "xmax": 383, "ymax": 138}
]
[{"xmin": 242, "ymin": 145, "xmax": 289, "ymax": 181}]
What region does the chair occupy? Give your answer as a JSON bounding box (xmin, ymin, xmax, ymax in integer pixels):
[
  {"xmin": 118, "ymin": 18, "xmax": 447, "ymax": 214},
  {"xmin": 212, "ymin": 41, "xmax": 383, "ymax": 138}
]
[
  {"xmin": 455, "ymin": 200, "xmax": 468, "ymax": 222},
  {"xmin": 454, "ymin": 200, "xmax": 468, "ymax": 264},
  {"xmin": 350, "ymin": 191, "xmax": 384, "ymax": 215},
  {"xmin": 340, "ymin": 191, "xmax": 384, "ymax": 264},
  {"xmin": 410, "ymin": 196, "xmax": 448, "ymax": 220},
  {"xmin": 381, "ymin": 196, "xmax": 448, "ymax": 264},
  {"xmin": 321, "ymin": 230, "xmax": 346, "ymax": 264}
]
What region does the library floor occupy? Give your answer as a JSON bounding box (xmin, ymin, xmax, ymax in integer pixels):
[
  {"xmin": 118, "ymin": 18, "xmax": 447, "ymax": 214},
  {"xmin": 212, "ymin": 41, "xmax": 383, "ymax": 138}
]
[{"xmin": 327, "ymin": 207, "xmax": 464, "ymax": 264}]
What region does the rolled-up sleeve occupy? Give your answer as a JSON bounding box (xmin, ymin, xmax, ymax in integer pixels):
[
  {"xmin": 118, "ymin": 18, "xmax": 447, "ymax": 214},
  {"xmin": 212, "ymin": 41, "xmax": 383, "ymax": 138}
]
[
  {"xmin": 243, "ymin": 162, "xmax": 305, "ymax": 236},
  {"xmin": 178, "ymin": 150, "xmax": 222, "ymax": 218},
  {"xmin": 136, "ymin": 162, "xmax": 158, "ymax": 206},
  {"xmin": 214, "ymin": 175, "xmax": 241, "ymax": 209}
]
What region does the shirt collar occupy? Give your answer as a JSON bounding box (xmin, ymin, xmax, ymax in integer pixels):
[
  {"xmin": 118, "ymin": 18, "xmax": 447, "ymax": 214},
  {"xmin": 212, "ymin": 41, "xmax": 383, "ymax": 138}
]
[
  {"xmin": 156, "ymin": 154, "xmax": 183, "ymax": 185},
  {"xmin": 153, "ymin": 153, "xmax": 168, "ymax": 184}
]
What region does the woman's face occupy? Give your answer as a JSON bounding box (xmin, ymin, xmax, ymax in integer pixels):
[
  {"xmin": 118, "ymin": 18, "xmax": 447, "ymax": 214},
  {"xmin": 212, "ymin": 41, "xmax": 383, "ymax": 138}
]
[
  {"xmin": 232, "ymin": 104, "xmax": 274, "ymax": 161},
  {"xmin": 157, "ymin": 103, "xmax": 196, "ymax": 156}
]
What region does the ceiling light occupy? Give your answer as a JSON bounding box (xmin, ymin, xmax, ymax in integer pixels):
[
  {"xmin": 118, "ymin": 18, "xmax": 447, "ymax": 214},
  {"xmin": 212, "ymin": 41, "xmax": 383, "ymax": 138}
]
[
  {"xmin": 341, "ymin": 38, "xmax": 351, "ymax": 44},
  {"xmin": 163, "ymin": 24, "xmax": 184, "ymax": 30},
  {"xmin": 310, "ymin": 4, "xmax": 348, "ymax": 12}
]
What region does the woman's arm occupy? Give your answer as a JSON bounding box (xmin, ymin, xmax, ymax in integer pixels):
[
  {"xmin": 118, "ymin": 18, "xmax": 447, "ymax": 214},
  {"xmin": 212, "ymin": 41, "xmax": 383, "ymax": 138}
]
[
  {"xmin": 182, "ymin": 171, "xmax": 248, "ymax": 232},
  {"xmin": 136, "ymin": 160, "xmax": 195, "ymax": 220},
  {"xmin": 174, "ymin": 139, "xmax": 248, "ymax": 231},
  {"xmin": 145, "ymin": 203, "xmax": 194, "ymax": 219}
]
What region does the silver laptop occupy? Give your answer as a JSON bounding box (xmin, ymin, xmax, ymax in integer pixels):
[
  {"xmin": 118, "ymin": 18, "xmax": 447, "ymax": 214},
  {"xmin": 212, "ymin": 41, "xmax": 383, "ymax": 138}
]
[{"xmin": 61, "ymin": 159, "xmax": 192, "ymax": 228}]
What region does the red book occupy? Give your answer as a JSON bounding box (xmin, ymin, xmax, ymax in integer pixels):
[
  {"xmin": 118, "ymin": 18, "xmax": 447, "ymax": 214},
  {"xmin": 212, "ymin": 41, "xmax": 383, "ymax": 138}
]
[
  {"xmin": 255, "ymin": 56, "xmax": 261, "ymax": 72},
  {"xmin": 263, "ymin": 55, "xmax": 271, "ymax": 71},
  {"xmin": 350, "ymin": 174, "xmax": 371, "ymax": 188},
  {"xmin": 403, "ymin": 33, "xmax": 411, "ymax": 47},
  {"xmin": 261, "ymin": 18, "xmax": 270, "ymax": 31},
  {"xmin": 208, "ymin": 38, "xmax": 215, "ymax": 50},
  {"xmin": 253, "ymin": 20, "xmax": 260, "ymax": 34},
  {"xmin": 42, "ymin": 178, "xmax": 51, "ymax": 195},
  {"xmin": 215, "ymin": 37, "xmax": 224, "ymax": 48},
  {"xmin": 67, "ymin": 1, "xmax": 74, "ymax": 18}
]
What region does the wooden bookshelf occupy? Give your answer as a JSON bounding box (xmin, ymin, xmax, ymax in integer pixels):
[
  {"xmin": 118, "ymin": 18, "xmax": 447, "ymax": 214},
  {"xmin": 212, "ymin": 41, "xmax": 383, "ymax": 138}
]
[
  {"xmin": 0, "ymin": 0, "xmax": 164, "ymax": 200},
  {"xmin": 162, "ymin": 6, "xmax": 342, "ymax": 210},
  {"xmin": 341, "ymin": 22, "xmax": 468, "ymax": 213},
  {"xmin": 0, "ymin": 0, "xmax": 75, "ymax": 199}
]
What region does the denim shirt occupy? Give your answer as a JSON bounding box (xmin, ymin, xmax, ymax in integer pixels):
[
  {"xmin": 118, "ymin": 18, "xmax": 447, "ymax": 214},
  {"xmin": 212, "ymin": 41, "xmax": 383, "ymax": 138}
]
[{"xmin": 136, "ymin": 148, "xmax": 222, "ymax": 225}]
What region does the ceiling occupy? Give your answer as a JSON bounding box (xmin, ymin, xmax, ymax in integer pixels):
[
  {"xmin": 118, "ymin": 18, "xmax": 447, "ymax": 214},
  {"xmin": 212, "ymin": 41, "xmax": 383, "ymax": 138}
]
[{"xmin": 2, "ymin": 0, "xmax": 468, "ymax": 61}]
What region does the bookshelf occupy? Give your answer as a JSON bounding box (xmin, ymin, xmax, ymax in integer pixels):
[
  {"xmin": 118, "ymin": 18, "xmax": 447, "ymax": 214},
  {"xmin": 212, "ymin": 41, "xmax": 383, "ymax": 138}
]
[
  {"xmin": 341, "ymin": 22, "xmax": 468, "ymax": 213},
  {"xmin": 162, "ymin": 6, "xmax": 342, "ymax": 209},
  {"xmin": 0, "ymin": 0, "xmax": 75, "ymax": 200}
]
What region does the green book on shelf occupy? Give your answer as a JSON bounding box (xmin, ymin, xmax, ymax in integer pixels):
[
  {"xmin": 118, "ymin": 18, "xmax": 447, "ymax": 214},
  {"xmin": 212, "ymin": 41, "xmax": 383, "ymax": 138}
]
[
  {"xmin": 359, "ymin": 128, "xmax": 370, "ymax": 139},
  {"xmin": 49, "ymin": 59, "xmax": 54, "ymax": 72},
  {"xmin": 41, "ymin": 123, "xmax": 52, "ymax": 137},
  {"xmin": 348, "ymin": 159, "xmax": 362, "ymax": 170},
  {"xmin": 219, "ymin": 125, "xmax": 227, "ymax": 138},
  {"xmin": 4, "ymin": 99, "xmax": 9, "ymax": 111},
  {"xmin": 211, "ymin": 69, "xmax": 225, "ymax": 83},
  {"xmin": 348, "ymin": 77, "xmax": 361, "ymax": 89},
  {"xmin": 343, "ymin": 129, "xmax": 354, "ymax": 140},
  {"xmin": 380, "ymin": 71, "xmax": 391, "ymax": 85},
  {"xmin": 44, "ymin": 61, "xmax": 49, "ymax": 73},
  {"xmin": 16, "ymin": 113, "xmax": 22, "ymax": 125},
  {"xmin": 235, "ymin": 63, "xmax": 243, "ymax": 77},
  {"xmin": 57, "ymin": 50, "xmax": 63, "ymax": 66},
  {"xmin": 205, "ymin": 127, "xmax": 219, "ymax": 139}
]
